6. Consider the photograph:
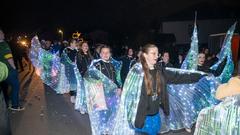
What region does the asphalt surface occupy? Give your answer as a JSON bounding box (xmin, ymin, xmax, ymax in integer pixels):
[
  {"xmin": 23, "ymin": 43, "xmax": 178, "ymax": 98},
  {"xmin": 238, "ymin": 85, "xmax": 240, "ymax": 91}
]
[{"xmin": 9, "ymin": 67, "xmax": 193, "ymax": 135}]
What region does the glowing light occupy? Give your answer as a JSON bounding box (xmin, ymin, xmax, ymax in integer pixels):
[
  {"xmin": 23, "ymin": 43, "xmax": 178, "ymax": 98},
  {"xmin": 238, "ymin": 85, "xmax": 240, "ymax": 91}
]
[
  {"xmin": 72, "ymin": 32, "xmax": 81, "ymax": 39},
  {"xmin": 21, "ymin": 41, "xmax": 26, "ymax": 45},
  {"xmin": 58, "ymin": 29, "xmax": 63, "ymax": 34}
]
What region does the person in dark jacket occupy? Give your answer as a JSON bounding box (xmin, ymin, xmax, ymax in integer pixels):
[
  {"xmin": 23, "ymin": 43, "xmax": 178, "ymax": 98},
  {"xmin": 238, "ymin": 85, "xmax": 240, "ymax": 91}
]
[
  {"xmin": 160, "ymin": 51, "xmax": 173, "ymax": 68},
  {"xmin": 120, "ymin": 48, "xmax": 136, "ymax": 83},
  {"xmin": 94, "ymin": 45, "xmax": 122, "ymax": 89},
  {"xmin": 197, "ymin": 52, "xmax": 226, "ymax": 76},
  {"xmin": 62, "ymin": 39, "xmax": 78, "ymax": 103},
  {"xmin": 0, "ymin": 29, "xmax": 24, "ymax": 111},
  {"xmin": 197, "ymin": 53, "xmax": 210, "ymax": 73},
  {"xmin": 77, "ymin": 41, "xmax": 93, "ymax": 76},
  {"xmin": 113, "ymin": 44, "xmax": 205, "ymax": 135},
  {"xmin": 174, "ymin": 54, "xmax": 184, "ymax": 68}
]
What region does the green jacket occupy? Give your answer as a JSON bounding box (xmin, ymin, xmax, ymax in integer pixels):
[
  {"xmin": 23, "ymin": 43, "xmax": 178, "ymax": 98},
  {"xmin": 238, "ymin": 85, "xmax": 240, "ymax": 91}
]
[{"xmin": 0, "ymin": 61, "xmax": 8, "ymax": 81}]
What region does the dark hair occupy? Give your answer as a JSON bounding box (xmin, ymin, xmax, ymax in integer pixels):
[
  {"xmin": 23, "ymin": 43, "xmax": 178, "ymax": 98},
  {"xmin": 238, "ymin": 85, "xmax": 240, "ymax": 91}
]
[
  {"xmin": 140, "ymin": 44, "xmax": 161, "ymax": 96},
  {"xmin": 162, "ymin": 51, "xmax": 169, "ymax": 55},
  {"xmin": 69, "ymin": 38, "xmax": 78, "ymax": 44},
  {"xmin": 99, "ymin": 45, "xmax": 111, "ymax": 53},
  {"xmin": 79, "ymin": 41, "xmax": 93, "ymax": 59}
]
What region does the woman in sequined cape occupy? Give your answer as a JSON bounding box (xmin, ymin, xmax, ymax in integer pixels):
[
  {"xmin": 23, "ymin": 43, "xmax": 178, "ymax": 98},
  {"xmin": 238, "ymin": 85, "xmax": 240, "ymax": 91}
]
[
  {"xmin": 75, "ymin": 41, "xmax": 93, "ymax": 114},
  {"xmin": 60, "ymin": 47, "xmax": 87, "ymax": 113},
  {"xmin": 84, "ymin": 57, "xmax": 122, "ymax": 135},
  {"xmin": 113, "ymin": 44, "xmax": 205, "ymax": 135}
]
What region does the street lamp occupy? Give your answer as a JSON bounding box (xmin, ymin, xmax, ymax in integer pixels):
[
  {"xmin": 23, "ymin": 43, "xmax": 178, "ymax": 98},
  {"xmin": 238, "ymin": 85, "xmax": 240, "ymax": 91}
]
[{"xmin": 58, "ymin": 29, "xmax": 64, "ymax": 41}]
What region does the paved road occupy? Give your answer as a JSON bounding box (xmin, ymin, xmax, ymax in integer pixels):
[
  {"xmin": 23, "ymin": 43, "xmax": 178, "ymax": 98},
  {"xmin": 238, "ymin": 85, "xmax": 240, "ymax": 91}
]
[{"xmin": 9, "ymin": 68, "xmax": 193, "ymax": 135}]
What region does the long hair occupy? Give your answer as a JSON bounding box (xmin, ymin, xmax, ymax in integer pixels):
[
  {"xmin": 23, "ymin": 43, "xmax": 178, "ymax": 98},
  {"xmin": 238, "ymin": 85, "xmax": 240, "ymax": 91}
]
[
  {"xmin": 79, "ymin": 41, "xmax": 93, "ymax": 59},
  {"xmin": 140, "ymin": 44, "xmax": 161, "ymax": 95}
]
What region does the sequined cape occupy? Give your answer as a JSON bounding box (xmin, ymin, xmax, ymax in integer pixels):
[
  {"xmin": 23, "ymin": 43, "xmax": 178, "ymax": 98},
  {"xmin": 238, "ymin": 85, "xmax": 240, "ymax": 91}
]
[
  {"xmin": 194, "ymin": 94, "xmax": 240, "ymax": 135},
  {"xmin": 59, "ymin": 48, "xmax": 87, "ymax": 113},
  {"xmin": 113, "ymin": 63, "xmax": 144, "ymax": 135},
  {"xmin": 84, "ymin": 58, "xmax": 122, "ymax": 135},
  {"xmin": 210, "ymin": 22, "xmax": 236, "ymax": 83},
  {"xmin": 159, "ymin": 23, "xmax": 236, "ymax": 133},
  {"xmin": 159, "ymin": 74, "xmax": 220, "ymax": 133},
  {"xmin": 181, "ymin": 20, "xmax": 199, "ymax": 70},
  {"xmin": 29, "ymin": 36, "xmax": 82, "ymax": 97},
  {"xmin": 30, "ymin": 36, "xmax": 61, "ymax": 91}
]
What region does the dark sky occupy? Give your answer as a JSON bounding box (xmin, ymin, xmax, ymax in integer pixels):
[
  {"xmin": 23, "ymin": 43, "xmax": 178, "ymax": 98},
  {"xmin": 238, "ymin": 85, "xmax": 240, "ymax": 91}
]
[{"xmin": 1, "ymin": 0, "xmax": 240, "ymax": 37}]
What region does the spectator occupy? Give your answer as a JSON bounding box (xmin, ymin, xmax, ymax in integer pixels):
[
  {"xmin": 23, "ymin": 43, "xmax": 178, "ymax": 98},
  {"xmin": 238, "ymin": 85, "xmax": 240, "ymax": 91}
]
[
  {"xmin": 160, "ymin": 51, "xmax": 173, "ymax": 68},
  {"xmin": 197, "ymin": 53, "xmax": 209, "ymax": 73},
  {"xmin": 174, "ymin": 54, "xmax": 184, "ymax": 68},
  {"xmin": 0, "ymin": 28, "xmax": 24, "ymax": 111},
  {"xmin": 0, "ymin": 61, "xmax": 11, "ymax": 135}
]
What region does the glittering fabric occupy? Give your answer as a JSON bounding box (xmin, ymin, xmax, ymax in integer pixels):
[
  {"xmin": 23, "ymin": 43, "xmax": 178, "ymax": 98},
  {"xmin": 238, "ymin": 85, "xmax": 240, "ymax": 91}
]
[
  {"xmin": 84, "ymin": 59, "xmax": 121, "ymax": 135},
  {"xmin": 30, "ymin": 36, "xmax": 61, "ymax": 89},
  {"xmin": 210, "ymin": 23, "xmax": 236, "ymax": 83},
  {"xmin": 194, "ymin": 94, "xmax": 240, "ymax": 135},
  {"xmin": 61, "ymin": 48, "xmax": 77, "ymax": 91},
  {"xmin": 60, "ymin": 48, "xmax": 87, "ymax": 113},
  {"xmin": 29, "ymin": 36, "xmax": 83, "ymax": 98},
  {"xmin": 160, "ymin": 74, "xmax": 220, "ymax": 133},
  {"xmin": 29, "ymin": 36, "xmax": 42, "ymax": 70},
  {"xmin": 113, "ymin": 63, "xmax": 144, "ymax": 135},
  {"xmin": 55, "ymin": 63, "xmax": 70, "ymax": 94},
  {"xmin": 181, "ymin": 21, "xmax": 198, "ymax": 70},
  {"xmin": 159, "ymin": 23, "xmax": 236, "ymax": 133},
  {"xmin": 111, "ymin": 58, "xmax": 123, "ymax": 88}
]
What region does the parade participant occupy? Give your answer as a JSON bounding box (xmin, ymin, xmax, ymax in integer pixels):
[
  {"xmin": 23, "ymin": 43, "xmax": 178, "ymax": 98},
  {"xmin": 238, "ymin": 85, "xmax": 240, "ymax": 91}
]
[
  {"xmin": 93, "ymin": 44, "xmax": 103, "ymax": 59},
  {"xmin": 61, "ymin": 39, "xmax": 79, "ymax": 103},
  {"xmin": 113, "ymin": 44, "xmax": 205, "ymax": 135},
  {"xmin": 84, "ymin": 45, "xmax": 122, "ymax": 134},
  {"xmin": 194, "ymin": 76, "xmax": 240, "ymax": 135},
  {"xmin": 75, "ymin": 41, "xmax": 92, "ymax": 113},
  {"xmin": 77, "ymin": 41, "xmax": 93, "ymax": 76},
  {"xmin": 120, "ymin": 48, "xmax": 135, "ymax": 83}
]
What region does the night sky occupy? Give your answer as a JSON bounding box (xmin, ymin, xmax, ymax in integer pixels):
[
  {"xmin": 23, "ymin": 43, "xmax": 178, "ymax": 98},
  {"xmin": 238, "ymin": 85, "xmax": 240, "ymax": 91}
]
[{"xmin": 1, "ymin": 0, "xmax": 240, "ymax": 38}]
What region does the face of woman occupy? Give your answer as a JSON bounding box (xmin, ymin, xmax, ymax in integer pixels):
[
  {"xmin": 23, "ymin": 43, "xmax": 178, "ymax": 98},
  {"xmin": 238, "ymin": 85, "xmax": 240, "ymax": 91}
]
[
  {"xmin": 178, "ymin": 55, "xmax": 183, "ymax": 61},
  {"xmin": 198, "ymin": 53, "xmax": 206, "ymax": 66},
  {"xmin": 82, "ymin": 43, "xmax": 89, "ymax": 53},
  {"xmin": 128, "ymin": 49, "xmax": 133, "ymax": 56},
  {"xmin": 70, "ymin": 40, "xmax": 77, "ymax": 48},
  {"xmin": 143, "ymin": 47, "xmax": 159, "ymax": 67},
  {"xmin": 162, "ymin": 52, "xmax": 170, "ymax": 63},
  {"xmin": 100, "ymin": 48, "xmax": 111, "ymax": 61}
]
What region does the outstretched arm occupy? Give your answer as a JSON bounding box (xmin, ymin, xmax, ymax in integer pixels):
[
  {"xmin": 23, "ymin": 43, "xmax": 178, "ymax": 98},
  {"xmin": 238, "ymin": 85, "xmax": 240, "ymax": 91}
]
[{"xmin": 163, "ymin": 67, "xmax": 206, "ymax": 84}]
